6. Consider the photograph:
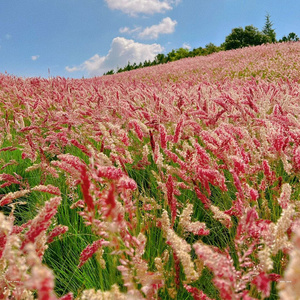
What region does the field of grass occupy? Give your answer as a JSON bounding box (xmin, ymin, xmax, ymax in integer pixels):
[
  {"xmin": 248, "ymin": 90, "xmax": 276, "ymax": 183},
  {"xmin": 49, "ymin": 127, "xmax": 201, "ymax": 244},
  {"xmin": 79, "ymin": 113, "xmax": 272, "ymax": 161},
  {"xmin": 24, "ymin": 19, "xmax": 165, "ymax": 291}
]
[{"xmin": 1, "ymin": 41, "xmax": 300, "ymax": 299}]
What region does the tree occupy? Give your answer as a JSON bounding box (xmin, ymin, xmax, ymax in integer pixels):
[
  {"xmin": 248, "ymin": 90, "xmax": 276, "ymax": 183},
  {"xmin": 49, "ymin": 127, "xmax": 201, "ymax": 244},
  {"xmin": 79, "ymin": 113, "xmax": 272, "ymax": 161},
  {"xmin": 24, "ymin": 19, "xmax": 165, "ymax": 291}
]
[
  {"xmin": 222, "ymin": 27, "xmax": 244, "ymax": 50},
  {"xmin": 155, "ymin": 53, "xmax": 167, "ymax": 64},
  {"xmin": 204, "ymin": 43, "xmax": 220, "ymax": 54},
  {"xmin": 244, "ymin": 25, "xmax": 269, "ymax": 45},
  {"xmin": 143, "ymin": 60, "xmax": 152, "ymax": 67},
  {"xmin": 222, "ymin": 25, "xmax": 270, "ymax": 50},
  {"xmin": 166, "ymin": 49, "xmax": 176, "ymax": 62},
  {"xmin": 279, "ymin": 32, "xmax": 299, "ymax": 42},
  {"xmin": 262, "ymin": 13, "xmax": 276, "ymax": 43},
  {"xmin": 104, "ymin": 70, "xmax": 114, "ymax": 75},
  {"xmin": 190, "ymin": 47, "xmax": 206, "ymax": 57},
  {"xmin": 174, "ymin": 47, "xmax": 190, "ymax": 60},
  {"xmin": 166, "ymin": 48, "xmax": 190, "ymax": 62}
]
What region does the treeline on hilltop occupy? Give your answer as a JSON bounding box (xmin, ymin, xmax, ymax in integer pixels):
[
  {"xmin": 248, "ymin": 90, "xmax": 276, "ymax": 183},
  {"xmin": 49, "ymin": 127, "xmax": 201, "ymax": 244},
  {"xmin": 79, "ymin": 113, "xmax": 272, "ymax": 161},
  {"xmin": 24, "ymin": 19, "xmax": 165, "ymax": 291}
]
[{"xmin": 104, "ymin": 14, "xmax": 299, "ymax": 75}]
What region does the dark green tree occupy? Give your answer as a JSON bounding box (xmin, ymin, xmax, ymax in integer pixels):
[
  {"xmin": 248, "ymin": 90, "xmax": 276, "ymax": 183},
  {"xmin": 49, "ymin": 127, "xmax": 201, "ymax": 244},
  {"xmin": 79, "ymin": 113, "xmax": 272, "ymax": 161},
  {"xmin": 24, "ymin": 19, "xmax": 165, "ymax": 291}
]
[
  {"xmin": 279, "ymin": 32, "xmax": 299, "ymax": 42},
  {"xmin": 166, "ymin": 48, "xmax": 190, "ymax": 62},
  {"xmin": 204, "ymin": 43, "xmax": 221, "ymax": 54},
  {"xmin": 244, "ymin": 25, "xmax": 269, "ymax": 45},
  {"xmin": 167, "ymin": 49, "xmax": 177, "ymax": 62},
  {"xmin": 104, "ymin": 70, "xmax": 114, "ymax": 75},
  {"xmin": 222, "ymin": 27, "xmax": 244, "ymax": 50},
  {"xmin": 143, "ymin": 60, "xmax": 152, "ymax": 67},
  {"xmin": 155, "ymin": 53, "xmax": 167, "ymax": 64},
  {"xmin": 175, "ymin": 47, "xmax": 190, "ymax": 59},
  {"xmin": 190, "ymin": 47, "xmax": 206, "ymax": 57},
  {"xmin": 222, "ymin": 25, "xmax": 269, "ymax": 50},
  {"xmin": 262, "ymin": 13, "xmax": 276, "ymax": 42}
]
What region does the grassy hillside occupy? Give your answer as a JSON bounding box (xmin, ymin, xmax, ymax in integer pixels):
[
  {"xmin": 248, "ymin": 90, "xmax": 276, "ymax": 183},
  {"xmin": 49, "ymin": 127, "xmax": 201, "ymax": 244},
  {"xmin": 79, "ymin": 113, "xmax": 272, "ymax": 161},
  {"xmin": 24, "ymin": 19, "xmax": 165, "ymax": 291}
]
[{"xmin": 1, "ymin": 42, "xmax": 300, "ymax": 299}]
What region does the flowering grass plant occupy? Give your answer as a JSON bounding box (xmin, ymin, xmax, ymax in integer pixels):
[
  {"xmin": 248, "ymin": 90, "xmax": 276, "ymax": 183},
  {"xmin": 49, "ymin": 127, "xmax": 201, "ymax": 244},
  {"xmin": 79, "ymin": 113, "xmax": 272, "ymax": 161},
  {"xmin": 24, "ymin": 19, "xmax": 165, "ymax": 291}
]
[{"xmin": 1, "ymin": 42, "xmax": 300, "ymax": 299}]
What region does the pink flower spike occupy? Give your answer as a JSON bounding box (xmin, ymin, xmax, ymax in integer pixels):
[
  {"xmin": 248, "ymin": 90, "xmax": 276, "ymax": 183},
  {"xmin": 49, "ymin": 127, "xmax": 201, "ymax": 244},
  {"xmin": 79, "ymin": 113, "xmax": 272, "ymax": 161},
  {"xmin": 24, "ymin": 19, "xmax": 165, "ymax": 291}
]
[
  {"xmin": 259, "ymin": 179, "xmax": 267, "ymax": 191},
  {"xmin": 224, "ymin": 194, "xmax": 245, "ymax": 218},
  {"xmin": 104, "ymin": 184, "xmax": 116, "ymax": 218},
  {"xmin": 0, "ymin": 146, "xmax": 18, "ymax": 152},
  {"xmin": 56, "ymin": 154, "xmax": 86, "ymax": 171},
  {"xmin": 249, "ymin": 188, "xmax": 259, "ymax": 201},
  {"xmin": 59, "ymin": 293, "xmax": 73, "ymax": 300},
  {"xmin": 193, "ymin": 242, "xmax": 236, "ymax": 299},
  {"xmin": 232, "ymin": 171, "xmax": 244, "ymax": 200},
  {"xmin": 268, "ymin": 273, "xmax": 281, "ymax": 282},
  {"xmin": 118, "ymin": 176, "xmax": 137, "ymax": 191},
  {"xmin": 0, "ymin": 231, "xmax": 7, "ymax": 259},
  {"xmin": 149, "ymin": 130, "xmax": 155, "ymax": 153},
  {"xmin": 173, "ymin": 251, "xmax": 180, "ymax": 288},
  {"xmin": 28, "ymin": 265, "xmax": 57, "ymax": 300},
  {"xmin": 51, "ymin": 160, "xmax": 80, "ymax": 177},
  {"xmin": 130, "ymin": 120, "xmax": 144, "ymax": 140},
  {"xmin": 21, "ymin": 196, "xmax": 62, "ymax": 250},
  {"xmin": 232, "ymin": 156, "xmax": 246, "ymax": 174},
  {"xmin": 278, "ymin": 183, "xmax": 291, "ymax": 209},
  {"xmin": 12, "ymin": 219, "xmax": 32, "ymax": 234},
  {"xmin": 78, "ymin": 239, "xmax": 109, "ymax": 268},
  {"xmin": 194, "ymin": 142, "xmax": 210, "ymax": 164},
  {"xmin": 0, "ymin": 189, "xmax": 30, "ymax": 206},
  {"xmin": 251, "ymin": 272, "xmax": 271, "ymax": 297},
  {"xmin": 80, "ymin": 166, "xmax": 94, "ymax": 212},
  {"xmin": 0, "ymin": 173, "xmax": 21, "ymax": 187},
  {"xmin": 70, "ymin": 139, "xmax": 91, "ymax": 157},
  {"xmin": 159, "ymin": 124, "xmax": 167, "ymax": 149},
  {"xmin": 32, "ymin": 184, "xmax": 61, "ymax": 196},
  {"xmin": 293, "ymin": 146, "xmax": 300, "ymax": 170},
  {"xmin": 184, "ymin": 284, "xmax": 212, "ymax": 300},
  {"xmin": 262, "ymin": 160, "xmax": 275, "ymax": 182},
  {"xmin": 164, "ymin": 149, "xmax": 188, "ymax": 170},
  {"xmin": 173, "ymin": 117, "xmax": 184, "ymax": 144},
  {"xmin": 97, "ymin": 166, "xmax": 124, "ymax": 180},
  {"xmin": 47, "ymin": 225, "xmax": 69, "ymax": 243},
  {"xmin": 166, "ymin": 175, "xmax": 177, "ymax": 225},
  {"xmin": 194, "ymin": 186, "xmax": 211, "ymax": 209}
]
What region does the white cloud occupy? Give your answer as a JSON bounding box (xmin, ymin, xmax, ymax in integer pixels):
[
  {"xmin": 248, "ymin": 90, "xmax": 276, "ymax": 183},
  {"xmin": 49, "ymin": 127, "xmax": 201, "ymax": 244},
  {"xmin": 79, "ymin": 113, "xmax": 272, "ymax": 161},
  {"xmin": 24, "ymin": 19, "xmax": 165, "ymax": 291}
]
[
  {"xmin": 66, "ymin": 37, "xmax": 163, "ymax": 76},
  {"xmin": 182, "ymin": 43, "xmax": 191, "ymax": 50},
  {"xmin": 119, "ymin": 26, "xmax": 142, "ymax": 35},
  {"xmin": 119, "ymin": 17, "xmax": 177, "ymax": 40},
  {"xmin": 31, "ymin": 55, "xmax": 40, "ymax": 61},
  {"xmin": 138, "ymin": 17, "xmax": 177, "ymax": 39},
  {"xmin": 5, "ymin": 34, "xmax": 11, "ymax": 40},
  {"xmin": 65, "ymin": 66, "xmax": 81, "ymax": 72},
  {"xmin": 105, "ymin": 0, "xmax": 179, "ymax": 15},
  {"xmin": 120, "ymin": 27, "xmax": 130, "ymax": 33}
]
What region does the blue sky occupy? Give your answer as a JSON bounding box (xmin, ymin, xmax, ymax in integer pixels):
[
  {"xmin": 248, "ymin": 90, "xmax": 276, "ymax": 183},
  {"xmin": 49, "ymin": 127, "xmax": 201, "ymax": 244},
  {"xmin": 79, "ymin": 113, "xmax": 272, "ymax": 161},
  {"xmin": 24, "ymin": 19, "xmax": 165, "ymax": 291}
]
[{"xmin": 0, "ymin": 0, "xmax": 299, "ymax": 78}]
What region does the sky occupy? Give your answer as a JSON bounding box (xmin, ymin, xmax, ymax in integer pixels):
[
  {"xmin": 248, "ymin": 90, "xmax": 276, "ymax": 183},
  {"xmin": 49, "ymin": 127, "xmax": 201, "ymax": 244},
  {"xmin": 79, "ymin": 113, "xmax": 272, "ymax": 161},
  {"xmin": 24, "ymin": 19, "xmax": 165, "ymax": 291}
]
[{"xmin": 0, "ymin": 0, "xmax": 299, "ymax": 79}]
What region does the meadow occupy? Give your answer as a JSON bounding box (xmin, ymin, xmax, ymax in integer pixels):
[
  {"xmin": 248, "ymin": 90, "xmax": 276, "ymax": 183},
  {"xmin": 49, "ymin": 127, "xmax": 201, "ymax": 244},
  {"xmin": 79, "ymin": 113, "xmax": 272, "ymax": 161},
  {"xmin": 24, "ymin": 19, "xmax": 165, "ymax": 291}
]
[{"xmin": 0, "ymin": 41, "xmax": 300, "ymax": 299}]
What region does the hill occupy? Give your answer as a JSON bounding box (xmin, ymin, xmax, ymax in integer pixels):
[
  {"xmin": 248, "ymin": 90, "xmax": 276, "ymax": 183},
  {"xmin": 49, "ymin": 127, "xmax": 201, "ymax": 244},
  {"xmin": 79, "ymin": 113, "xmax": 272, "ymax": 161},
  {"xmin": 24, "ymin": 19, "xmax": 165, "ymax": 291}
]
[{"xmin": 0, "ymin": 42, "xmax": 300, "ymax": 299}]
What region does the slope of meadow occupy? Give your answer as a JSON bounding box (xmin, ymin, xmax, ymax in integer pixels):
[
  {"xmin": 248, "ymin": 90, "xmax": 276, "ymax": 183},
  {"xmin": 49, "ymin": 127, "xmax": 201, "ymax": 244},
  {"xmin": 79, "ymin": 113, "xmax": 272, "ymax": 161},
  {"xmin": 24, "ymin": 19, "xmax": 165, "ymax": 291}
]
[{"xmin": 1, "ymin": 42, "xmax": 300, "ymax": 299}]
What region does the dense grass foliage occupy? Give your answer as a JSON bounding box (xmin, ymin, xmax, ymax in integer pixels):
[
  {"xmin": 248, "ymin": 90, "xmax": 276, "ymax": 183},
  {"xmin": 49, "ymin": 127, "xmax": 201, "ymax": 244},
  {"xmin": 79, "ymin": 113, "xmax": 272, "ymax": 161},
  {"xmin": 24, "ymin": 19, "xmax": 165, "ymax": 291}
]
[{"xmin": 1, "ymin": 42, "xmax": 300, "ymax": 299}]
